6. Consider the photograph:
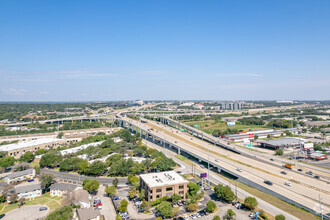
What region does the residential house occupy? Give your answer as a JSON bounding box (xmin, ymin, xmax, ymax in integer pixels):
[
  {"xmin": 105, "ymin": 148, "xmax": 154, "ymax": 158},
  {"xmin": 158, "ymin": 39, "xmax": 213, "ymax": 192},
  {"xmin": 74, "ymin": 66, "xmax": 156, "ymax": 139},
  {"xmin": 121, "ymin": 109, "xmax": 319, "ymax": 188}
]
[
  {"xmin": 50, "ymin": 183, "xmax": 80, "ymax": 197},
  {"xmin": 73, "ymin": 189, "xmax": 91, "ymax": 208},
  {"xmin": 74, "ymin": 208, "xmax": 102, "ymax": 220}
]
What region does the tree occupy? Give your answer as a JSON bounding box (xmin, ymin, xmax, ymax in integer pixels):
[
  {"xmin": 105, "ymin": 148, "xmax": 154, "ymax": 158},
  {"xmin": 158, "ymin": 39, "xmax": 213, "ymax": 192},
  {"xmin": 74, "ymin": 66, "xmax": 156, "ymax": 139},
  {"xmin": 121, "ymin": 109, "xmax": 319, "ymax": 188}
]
[
  {"xmin": 275, "ymin": 214, "xmax": 285, "ymax": 220},
  {"xmin": 127, "ymin": 175, "xmax": 140, "ymax": 187},
  {"xmin": 39, "ymin": 152, "xmax": 62, "ymax": 168},
  {"xmin": 46, "ymin": 206, "xmax": 73, "ymax": 220},
  {"xmin": 213, "ymin": 216, "xmax": 220, "ymax": 220},
  {"xmin": 187, "ymin": 203, "xmax": 198, "ymax": 212},
  {"xmin": 112, "ymin": 178, "xmax": 119, "ymax": 188},
  {"xmin": 118, "ymin": 199, "xmax": 128, "ymax": 212},
  {"xmin": 227, "ymin": 209, "xmax": 236, "ymax": 219},
  {"xmin": 105, "ymin": 185, "xmax": 117, "ymax": 197},
  {"xmin": 128, "ymin": 187, "xmax": 139, "ymax": 199},
  {"xmin": 173, "ymin": 207, "xmax": 180, "ymax": 216},
  {"xmin": 254, "ymin": 135, "xmax": 259, "ymax": 140},
  {"xmin": 171, "ymin": 193, "xmax": 181, "ymax": 202},
  {"xmin": 116, "ymin": 214, "xmax": 122, "ymax": 220},
  {"xmin": 57, "ymin": 132, "xmax": 64, "ymax": 139},
  {"xmin": 244, "ymin": 197, "xmax": 258, "ymax": 210},
  {"xmin": 34, "ymin": 165, "xmax": 41, "ymax": 175},
  {"xmin": 206, "ymin": 200, "xmax": 217, "ymax": 213},
  {"xmin": 188, "ymin": 182, "xmax": 200, "ymax": 196},
  {"xmin": 84, "ymin": 161, "xmax": 107, "ymax": 176},
  {"xmin": 83, "ymin": 179, "xmax": 100, "ymax": 193},
  {"xmin": 139, "ymin": 189, "xmax": 145, "ymax": 200},
  {"xmin": 20, "ymin": 151, "xmax": 35, "ymax": 162},
  {"xmin": 275, "ymin": 149, "xmax": 284, "ymax": 156},
  {"xmin": 40, "ymin": 173, "xmax": 56, "ymax": 189},
  {"xmin": 9, "ymin": 193, "xmax": 18, "ymax": 203},
  {"xmin": 0, "ymin": 156, "xmax": 15, "ymax": 168},
  {"xmin": 18, "ymin": 197, "xmax": 25, "ymax": 207},
  {"xmin": 82, "ymin": 178, "xmax": 90, "ymax": 186},
  {"xmin": 214, "ymin": 184, "xmax": 235, "ymax": 202},
  {"xmin": 314, "ymin": 145, "xmax": 323, "ymax": 151},
  {"xmin": 157, "ymin": 201, "xmax": 173, "ymax": 218},
  {"xmin": 140, "ymin": 199, "xmax": 149, "ymax": 211}
]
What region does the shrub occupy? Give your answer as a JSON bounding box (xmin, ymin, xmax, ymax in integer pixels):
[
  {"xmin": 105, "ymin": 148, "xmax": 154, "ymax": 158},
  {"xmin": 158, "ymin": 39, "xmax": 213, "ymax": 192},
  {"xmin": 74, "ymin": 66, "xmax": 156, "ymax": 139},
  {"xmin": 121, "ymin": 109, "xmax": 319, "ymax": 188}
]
[
  {"xmin": 275, "ymin": 214, "xmax": 285, "ymax": 220},
  {"xmin": 206, "ymin": 201, "xmax": 217, "ymax": 213}
]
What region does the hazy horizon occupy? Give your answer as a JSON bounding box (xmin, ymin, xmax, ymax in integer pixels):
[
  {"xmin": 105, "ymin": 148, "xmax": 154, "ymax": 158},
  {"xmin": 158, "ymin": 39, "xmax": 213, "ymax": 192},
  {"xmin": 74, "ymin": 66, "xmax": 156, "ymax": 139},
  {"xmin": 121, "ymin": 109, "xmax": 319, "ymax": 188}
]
[{"xmin": 1, "ymin": 0, "xmax": 329, "ymax": 101}]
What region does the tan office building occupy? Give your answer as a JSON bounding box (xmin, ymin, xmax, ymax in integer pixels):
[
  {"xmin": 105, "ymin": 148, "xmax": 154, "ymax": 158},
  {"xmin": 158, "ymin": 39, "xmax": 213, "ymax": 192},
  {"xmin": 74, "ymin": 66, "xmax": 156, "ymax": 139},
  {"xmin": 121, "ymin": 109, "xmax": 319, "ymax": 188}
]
[{"xmin": 139, "ymin": 171, "xmax": 189, "ymax": 201}]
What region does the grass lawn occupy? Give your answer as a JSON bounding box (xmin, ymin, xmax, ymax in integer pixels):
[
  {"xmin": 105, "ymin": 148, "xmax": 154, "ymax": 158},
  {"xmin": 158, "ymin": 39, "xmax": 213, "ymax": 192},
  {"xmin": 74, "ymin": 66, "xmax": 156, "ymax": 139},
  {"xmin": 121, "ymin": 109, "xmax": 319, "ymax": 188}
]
[
  {"xmin": 0, "ymin": 193, "xmax": 62, "ymax": 215},
  {"xmin": 184, "ymin": 120, "xmax": 267, "ymax": 135},
  {"xmin": 175, "ymin": 155, "xmax": 193, "ymax": 166}
]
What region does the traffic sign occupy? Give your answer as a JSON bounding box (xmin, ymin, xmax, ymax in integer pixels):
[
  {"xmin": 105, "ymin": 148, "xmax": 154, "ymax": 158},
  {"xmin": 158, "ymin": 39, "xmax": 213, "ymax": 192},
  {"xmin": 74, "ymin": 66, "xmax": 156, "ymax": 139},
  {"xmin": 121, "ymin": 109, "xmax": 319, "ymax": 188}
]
[
  {"xmin": 180, "ymin": 128, "xmax": 185, "ymax": 131},
  {"xmin": 194, "ymin": 124, "xmax": 198, "ymax": 127},
  {"xmin": 227, "ymin": 122, "xmax": 235, "ymax": 126},
  {"xmin": 248, "ymin": 144, "xmax": 252, "ymax": 147},
  {"xmin": 140, "ymin": 115, "xmax": 145, "ymax": 117}
]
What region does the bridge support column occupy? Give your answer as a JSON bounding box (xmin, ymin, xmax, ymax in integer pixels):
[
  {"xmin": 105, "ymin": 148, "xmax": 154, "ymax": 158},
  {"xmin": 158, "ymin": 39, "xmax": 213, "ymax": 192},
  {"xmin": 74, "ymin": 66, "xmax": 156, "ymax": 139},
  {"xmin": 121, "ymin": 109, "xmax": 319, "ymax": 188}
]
[
  {"xmin": 152, "ymin": 136, "xmax": 155, "ymax": 142},
  {"xmin": 178, "ymin": 148, "xmax": 180, "ymax": 154}
]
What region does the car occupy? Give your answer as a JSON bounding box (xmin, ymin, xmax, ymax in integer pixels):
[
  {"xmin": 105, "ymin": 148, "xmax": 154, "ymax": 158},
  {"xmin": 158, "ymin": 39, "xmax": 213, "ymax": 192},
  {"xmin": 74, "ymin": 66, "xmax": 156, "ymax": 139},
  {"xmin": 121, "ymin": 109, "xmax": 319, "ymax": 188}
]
[
  {"xmin": 215, "ymin": 159, "xmax": 219, "ymax": 162},
  {"xmin": 306, "ymin": 171, "xmax": 313, "ymax": 175},
  {"xmin": 281, "ymin": 171, "xmax": 287, "ymax": 175},
  {"xmin": 27, "ymin": 179, "xmax": 34, "ymax": 182},
  {"xmin": 204, "ymin": 186, "xmax": 211, "ymax": 190},
  {"xmin": 113, "ymin": 197, "xmax": 119, "ymax": 200},
  {"xmin": 285, "ymin": 182, "xmax": 291, "ymax": 186},
  {"xmin": 298, "ymin": 169, "xmax": 303, "ymax": 172},
  {"xmin": 0, "ymin": 214, "xmax": 5, "ymax": 219},
  {"xmin": 264, "ymin": 180, "xmax": 273, "ymax": 186},
  {"xmin": 270, "ymin": 158, "xmax": 274, "ymax": 161},
  {"xmin": 39, "ymin": 207, "xmax": 48, "ymax": 211},
  {"xmin": 197, "ymin": 182, "xmax": 202, "ymax": 186},
  {"xmin": 314, "ymin": 175, "xmax": 320, "ymax": 179},
  {"xmin": 236, "ymin": 168, "xmax": 242, "ymax": 172},
  {"xmin": 200, "ymin": 165, "xmax": 205, "ymax": 169},
  {"xmin": 176, "ymin": 171, "xmax": 182, "ymax": 174},
  {"xmin": 190, "ymin": 214, "xmax": 197, "ymax": 219}
]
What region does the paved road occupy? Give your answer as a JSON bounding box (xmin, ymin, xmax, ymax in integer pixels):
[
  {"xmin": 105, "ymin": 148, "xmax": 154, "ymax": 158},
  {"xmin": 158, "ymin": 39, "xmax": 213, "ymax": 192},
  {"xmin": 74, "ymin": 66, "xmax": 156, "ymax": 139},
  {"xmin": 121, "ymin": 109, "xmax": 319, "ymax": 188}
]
[
  {"xmin": 138, "ymin": 119, "xmax": 330, "ymax": 215},
  {"xmin": 3, "ymin": 205, "xmax": 49, "ymax": 220},
  {"xmin": 95, "ymin": 185, "xmax": 117, "ymax": 220},
  {"xmin": 143, "ymin": 140, "xmax": 300, "ymax": 220},
  {"xmin": 41, "ymin": 169, "xmax": 127, "ymax": 186}
]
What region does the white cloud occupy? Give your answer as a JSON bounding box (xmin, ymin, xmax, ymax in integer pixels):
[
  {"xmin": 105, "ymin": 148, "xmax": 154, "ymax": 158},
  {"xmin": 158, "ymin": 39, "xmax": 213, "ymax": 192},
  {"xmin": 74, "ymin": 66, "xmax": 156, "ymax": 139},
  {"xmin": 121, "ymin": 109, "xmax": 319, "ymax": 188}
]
[{"xmin": 1, "ymin": 88, "xmax": 27, "ymax": 96}]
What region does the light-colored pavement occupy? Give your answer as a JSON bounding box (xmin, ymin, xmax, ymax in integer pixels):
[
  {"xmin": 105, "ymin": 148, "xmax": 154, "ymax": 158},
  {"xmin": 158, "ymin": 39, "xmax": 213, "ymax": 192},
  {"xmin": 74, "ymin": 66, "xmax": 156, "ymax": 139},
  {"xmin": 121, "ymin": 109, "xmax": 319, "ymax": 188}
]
[
  {"xmin": 95, "ymin": 185, "xmax": 117, "ymax": 220},
  {"xmin": 3, "ymin": 205, "xmax": 49, "ymax": 220},
  {"xmin": 142, "ymin": 119, "xmax": 330, "ymax": 211},
  {"xmin": 143, "ymin": 140, "xmax": 300, "ymax": 220}
]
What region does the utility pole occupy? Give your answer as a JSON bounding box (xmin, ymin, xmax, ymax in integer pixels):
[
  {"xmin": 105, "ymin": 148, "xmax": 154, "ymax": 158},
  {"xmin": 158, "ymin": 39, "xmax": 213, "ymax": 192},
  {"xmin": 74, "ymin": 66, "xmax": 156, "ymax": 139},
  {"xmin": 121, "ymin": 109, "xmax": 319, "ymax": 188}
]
[
  {"xmin": 208, "ymin": 142, "xmax": 211, "ymax": 186},
  {"xmin": 235, "ymin": 181, "xmax": 238, "ymax": 201},
  {"xmin": 319, "ymin": 194, "xmax": 323, "ymax": 220}
]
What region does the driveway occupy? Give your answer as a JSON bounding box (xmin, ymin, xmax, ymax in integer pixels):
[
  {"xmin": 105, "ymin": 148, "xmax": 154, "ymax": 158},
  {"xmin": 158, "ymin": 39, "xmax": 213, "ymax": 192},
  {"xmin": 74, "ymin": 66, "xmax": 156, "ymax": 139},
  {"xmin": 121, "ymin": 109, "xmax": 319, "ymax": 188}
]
[
  {"xmin": 95, "ymin": 185, "xmax": 117, "ymax": 220},
  {"xmin": 3, "ymin": 205, "xmax": 49, "ymax": 220}
]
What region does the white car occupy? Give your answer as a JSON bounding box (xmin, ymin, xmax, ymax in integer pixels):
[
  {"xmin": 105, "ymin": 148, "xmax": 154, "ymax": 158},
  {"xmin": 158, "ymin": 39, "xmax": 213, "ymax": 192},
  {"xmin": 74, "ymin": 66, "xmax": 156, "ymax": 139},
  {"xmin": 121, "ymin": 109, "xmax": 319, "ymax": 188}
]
[
  {"xmin": 215, "ymin": 159, "xmax": 219, "ymax": 162},
  {"xmin": 285, "ymin": 182, "xmax": 291, "ymax": 186},
  {"xmin": 236, "ymin": 168, "xmax": 242, "ymax": 172}
]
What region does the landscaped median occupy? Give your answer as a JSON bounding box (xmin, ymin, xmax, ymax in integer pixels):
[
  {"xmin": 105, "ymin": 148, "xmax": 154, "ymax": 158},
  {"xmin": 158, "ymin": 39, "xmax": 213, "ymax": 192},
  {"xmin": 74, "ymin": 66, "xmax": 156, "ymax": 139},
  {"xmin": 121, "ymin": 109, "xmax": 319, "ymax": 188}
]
[{"xmin": 0, "ymin": 193, "xmax": 62, "ymax": 215}]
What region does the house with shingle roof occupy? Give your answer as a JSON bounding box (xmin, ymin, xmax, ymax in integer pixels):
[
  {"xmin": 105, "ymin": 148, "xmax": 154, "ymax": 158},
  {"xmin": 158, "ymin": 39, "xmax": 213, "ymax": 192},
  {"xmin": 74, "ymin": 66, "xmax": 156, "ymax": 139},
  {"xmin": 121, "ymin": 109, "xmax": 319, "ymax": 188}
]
[{"xmin": 50, "ymin": 182, "xmax": 81, "ymax": 197}]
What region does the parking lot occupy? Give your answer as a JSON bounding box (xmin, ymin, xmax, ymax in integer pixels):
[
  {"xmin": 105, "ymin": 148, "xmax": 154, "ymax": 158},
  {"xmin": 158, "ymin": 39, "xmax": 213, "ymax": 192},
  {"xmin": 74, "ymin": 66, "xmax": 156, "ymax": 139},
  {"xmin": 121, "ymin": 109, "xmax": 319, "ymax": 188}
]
[{"xmin": 3, "ymin": 205, "xmax": 49, "ymax": 220}]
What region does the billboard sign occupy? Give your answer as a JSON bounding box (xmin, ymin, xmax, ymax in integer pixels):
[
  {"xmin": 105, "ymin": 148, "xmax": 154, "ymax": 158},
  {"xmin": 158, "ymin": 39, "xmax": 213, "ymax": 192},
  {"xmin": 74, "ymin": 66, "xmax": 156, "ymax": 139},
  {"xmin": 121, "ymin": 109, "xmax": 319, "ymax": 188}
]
[
  {"xmin": 200, "ymin": 173, "xmax": 207, "ymax": 178},
  {"xmin": 227, "ymin": 122, "xmax": 235, "ymax": 126}
]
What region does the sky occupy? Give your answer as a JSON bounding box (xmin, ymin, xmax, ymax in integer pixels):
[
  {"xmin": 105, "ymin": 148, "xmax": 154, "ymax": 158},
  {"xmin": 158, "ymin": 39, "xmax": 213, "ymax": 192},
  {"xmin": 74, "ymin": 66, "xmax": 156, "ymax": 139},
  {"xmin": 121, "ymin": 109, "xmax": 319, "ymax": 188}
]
[{"xmin": 0, "ymin": 0, "xmax": 329, "ymax": 102}]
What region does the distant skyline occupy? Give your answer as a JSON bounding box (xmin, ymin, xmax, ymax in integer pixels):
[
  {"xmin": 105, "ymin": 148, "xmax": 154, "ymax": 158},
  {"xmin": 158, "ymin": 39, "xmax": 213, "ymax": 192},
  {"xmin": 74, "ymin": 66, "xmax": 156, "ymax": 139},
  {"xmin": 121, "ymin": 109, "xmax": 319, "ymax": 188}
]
[{"xmin": 1, "ymin": 0, "xmax": 329, "ymax": 101}]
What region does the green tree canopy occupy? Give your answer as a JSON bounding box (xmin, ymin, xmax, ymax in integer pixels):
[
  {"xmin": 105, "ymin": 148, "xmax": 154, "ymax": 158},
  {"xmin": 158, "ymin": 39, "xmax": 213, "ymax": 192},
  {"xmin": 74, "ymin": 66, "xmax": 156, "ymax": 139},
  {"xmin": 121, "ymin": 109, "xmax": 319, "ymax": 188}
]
[
  {"xmin": 83, "ymin": 179, "xmax": 100, "ymax": 193},
  {"xmin": 20, "ymin": 151, "xmax": 35, "ymax": 162},
  {"xmin": 157, "ymin": 201, "xmax": 173, "ymax": 218},
  {"xmin": 105, "ymin": 185, "xmax": 117, "ymax": 197},
  {"xmin": 40, "ymin": 173, "xmax": 56, "ymax": 189},
  {"xmin": 275, "ymin": 214, "xmax": 285, "ymax": 220},
  {"xmin": 206, "ymin": 200, "xmax": 217, "ymax": 213},
  {"xmin": 244, "ymin": 197, "xmax": 258, "ymax": 210},
  {"xmin": 39, "ymin": 151, "xmax": 62, "ymax": 168},
  {"xmin": 214, "ymin": 184, "xmax": 235, "ymax": 202}
]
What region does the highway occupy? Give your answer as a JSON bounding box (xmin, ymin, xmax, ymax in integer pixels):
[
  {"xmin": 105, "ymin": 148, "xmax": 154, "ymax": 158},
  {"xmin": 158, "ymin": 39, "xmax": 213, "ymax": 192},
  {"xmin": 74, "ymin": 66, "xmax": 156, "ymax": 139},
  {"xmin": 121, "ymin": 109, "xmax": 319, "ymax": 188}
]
[
  {"xmin": 119, "ymin": 116, "xmax": 330, "ymax": 217},
  {"xmin": 142, "ymin": 139, "xmax": 300, "ymax": 220}
]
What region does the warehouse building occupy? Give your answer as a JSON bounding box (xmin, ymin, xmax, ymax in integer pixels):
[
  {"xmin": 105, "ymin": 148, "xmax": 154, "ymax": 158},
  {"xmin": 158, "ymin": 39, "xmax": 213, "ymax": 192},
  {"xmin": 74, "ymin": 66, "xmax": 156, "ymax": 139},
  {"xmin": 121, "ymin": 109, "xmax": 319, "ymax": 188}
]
[
  {"xmin": 257, "ymin": 137, "xmax": 312, "ymax": 150},
  {"xmin": 139, "ymin": 171, "xmax": 189, "ymax": 202}
]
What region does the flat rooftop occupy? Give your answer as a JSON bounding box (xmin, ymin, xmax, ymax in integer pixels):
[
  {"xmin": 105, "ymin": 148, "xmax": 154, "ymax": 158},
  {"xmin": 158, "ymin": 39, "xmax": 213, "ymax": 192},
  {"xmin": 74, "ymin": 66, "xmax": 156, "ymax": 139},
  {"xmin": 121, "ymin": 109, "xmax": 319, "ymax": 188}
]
[
  {"xmin": 140, "ymin": 171, "xmax": 188, "ymax": 188},
  {"xmin": 0, "ymin": 138, "xmax": 61, "ymax": 152},
  {"xmin": 257, "ymin": 137, "xmax": 307, "ymax": 146}
]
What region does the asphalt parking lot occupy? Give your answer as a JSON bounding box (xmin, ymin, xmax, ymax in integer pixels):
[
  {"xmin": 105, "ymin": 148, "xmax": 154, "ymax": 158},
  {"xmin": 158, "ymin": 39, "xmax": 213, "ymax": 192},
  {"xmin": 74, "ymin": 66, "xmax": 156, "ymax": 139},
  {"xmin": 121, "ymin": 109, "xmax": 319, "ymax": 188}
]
[{"xmin": 3, "ymin": 205, "xmax": 49, "ymax": 220}]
